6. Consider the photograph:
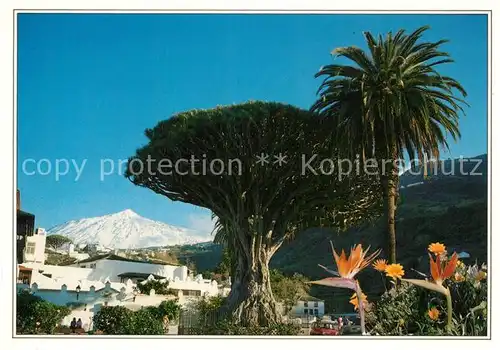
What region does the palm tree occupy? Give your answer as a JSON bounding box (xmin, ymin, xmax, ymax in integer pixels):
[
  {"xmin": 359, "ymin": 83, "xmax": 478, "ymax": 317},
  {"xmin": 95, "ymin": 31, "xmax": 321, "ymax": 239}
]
[{"xmin": 311, "ymin": 26, "xmax": 468, "ymax": 264}]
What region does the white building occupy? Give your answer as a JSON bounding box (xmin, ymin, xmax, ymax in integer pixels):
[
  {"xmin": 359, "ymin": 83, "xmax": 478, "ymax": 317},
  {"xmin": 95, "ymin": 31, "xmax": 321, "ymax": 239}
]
[
  {"xmin": 16, "ymin": 265, "xmax": 135, "ymax": 331},
  {"xmin": 17, "ymin": 253, "xmax": 227, "ymax": 332},
  {"xmin": 23, "ymin": 228, "xmax": 46, "ymax": 264},
  {"xmin": 137, "ymin": 274, "xmax": 221, "ymax": 298},
  {"xmin": 290, "ymin": 296, "xmax": 325, "ymax": 318},
  {"xmin": 70, "ymin": 254, "xmax": 190, "ymax": 283}
]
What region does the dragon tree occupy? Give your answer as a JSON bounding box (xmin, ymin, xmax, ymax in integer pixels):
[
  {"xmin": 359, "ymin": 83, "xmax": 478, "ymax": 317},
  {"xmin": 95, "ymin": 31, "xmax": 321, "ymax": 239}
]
[{"xmin": 126, "ymin": 101, "xmax": 382, "ymax": 326}]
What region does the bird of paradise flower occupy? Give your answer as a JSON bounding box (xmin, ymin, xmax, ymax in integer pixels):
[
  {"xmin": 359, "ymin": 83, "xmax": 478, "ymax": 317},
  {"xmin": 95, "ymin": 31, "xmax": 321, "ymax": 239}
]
[
  {"xmin": 308, "ymin": 241, "xmax": 380, "ymax": 335},
  {"xmin": 388, "ymin": 242, "xmax": 459, "ymax": 331}
]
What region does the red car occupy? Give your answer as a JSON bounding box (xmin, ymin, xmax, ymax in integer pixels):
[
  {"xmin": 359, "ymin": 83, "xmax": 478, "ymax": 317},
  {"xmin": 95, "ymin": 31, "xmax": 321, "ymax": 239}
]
[{"xmin": 309, "ymin": 321, "xmax": 340, "ymax": 336}]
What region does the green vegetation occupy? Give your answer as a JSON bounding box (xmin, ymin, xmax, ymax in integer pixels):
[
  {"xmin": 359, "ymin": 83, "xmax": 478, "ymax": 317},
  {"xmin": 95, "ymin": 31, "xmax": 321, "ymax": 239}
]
[
  {"xmin": 270, "ymin": 269, "xmax": 310, "ymax": 313},
  {"xmin": 46, "ymin": 235, "xmax": 73, "ymax": 250},
  {"xmin": 93, "ymin": 306, "xmax": 134, "ymax": 334},
  {"xmin": 129, "ymin": 308, "xmax": 165, "ymax": 335},
  {"xmin": 173, "ymin": 172, "xmax": 487, "ymax": 314},
  {"xmin": 190, "ymin": 319, "xmax": 301, "ymax": 335},
  {"xmin": 16, "ymin": 290, "xmax": 70, "ymax": 334},
  {"xmin": 136, "ymin": 279, "xmax": 173, "ymax": 295},
  {"xmin": 126, "ymin": 101, "xmax": 382, "ymax": 326},
  {"xmin": 45, "ymin": 251, "xmax": 77, "ymax": 266},
  {"xmin": 92, "ymin": 300, "xmax": 181, "ymax": 335},
  {"xmin": 118, "ymin": 25, "xmax": 484, "ymax": 336},
  {"xmin": 366, "ymin": 262, "xmax": 487, "ymax": 335},
  {"xmin": 182, "ymin": 295, "xmax": 300, "ymax": 335},
  {"xmin": 311, "ymin": 26, "xmax": 467, "ymax": 264}
]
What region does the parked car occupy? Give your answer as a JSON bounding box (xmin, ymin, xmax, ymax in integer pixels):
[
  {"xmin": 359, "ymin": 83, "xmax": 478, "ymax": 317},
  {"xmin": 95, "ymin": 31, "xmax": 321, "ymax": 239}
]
[{"xmin": 309, "ymin": 320, "xmax": 340, "ymax": 336}]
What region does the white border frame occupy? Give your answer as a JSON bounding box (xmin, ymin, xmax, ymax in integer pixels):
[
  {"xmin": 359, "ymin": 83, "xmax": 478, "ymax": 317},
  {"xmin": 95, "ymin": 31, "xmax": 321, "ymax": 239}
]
[{"xmin": 1, "ymin": 1, "xmax": 496, "ymax": 349}]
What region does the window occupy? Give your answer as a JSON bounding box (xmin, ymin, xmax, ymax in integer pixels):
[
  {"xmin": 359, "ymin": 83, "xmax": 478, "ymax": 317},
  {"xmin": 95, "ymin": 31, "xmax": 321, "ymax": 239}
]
[
  {"xmin": 90, "ymin": 263, "xmax": 96, "ymax": 268},
  {"xmin": 309, "ymin": 309, "xmax": 313, "ymax": 315},
  {"xmin": 314, "ymin": 302, "xmax": 318, "ymax": 307},
  {"xmin": 25, "ymin": 242, "xmax": 35, "ymax": 255},
  {"xmin": 303, "ymin": 302, "xmax": 308, "ymax": 307},
  {"xmin": 81, "ymin": 265, "xmax": 86, "ymax": 268},
  {"xmin": 314, "ymin": 309, "xmax": 319, "ymax": 315},
  {"xmin": 303, "ymin": 309, "xmax": 308, "ymax": 314}
]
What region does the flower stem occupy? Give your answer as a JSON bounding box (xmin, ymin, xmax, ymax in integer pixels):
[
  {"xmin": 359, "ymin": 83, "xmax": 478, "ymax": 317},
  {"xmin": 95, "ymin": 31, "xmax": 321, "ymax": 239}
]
[
  {"xmin": 445, "ymin": 288, "xmax": 453, "ymax": 332},
  {"xmin": 355, "ymin": 284, "xmax": 366, "ymax": 335}
]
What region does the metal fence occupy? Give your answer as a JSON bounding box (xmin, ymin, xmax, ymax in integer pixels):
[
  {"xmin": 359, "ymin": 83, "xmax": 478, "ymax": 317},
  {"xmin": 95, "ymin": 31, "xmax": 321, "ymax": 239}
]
[{"xmin": 177, "ymin": 309, "xmax": 316, "ymax": 335}]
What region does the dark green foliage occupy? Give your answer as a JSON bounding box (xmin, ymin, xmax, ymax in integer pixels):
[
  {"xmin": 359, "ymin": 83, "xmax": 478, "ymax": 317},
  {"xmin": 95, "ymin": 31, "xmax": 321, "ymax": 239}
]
[
  {"xmin": 92, "ymin": 306, "xmax": 134, "ymax": 335},
  {"xmin": 169, "ymin": 161, "xmax": 487, "ymax": 312},
  {"xmin": 126, "ymin": 101, "xmax": 382, "ymax": 326},
  {"xmin": 366, "ymin": 264, "xmax": 487, "ymax": 336},
  {"xmin": 214, "ymin": 247, "xmax": 232, "ymax": 278},
  {"xmin": 44, "ymin": 252, "xmax": 77, "ymax": 266},
  {"xmin": 143, "ymin": 300, "xmax": 181, "ymax": 322},
  {"xmin": 136, "ymin": 280, "xmax": 171, "ymax": 295},
  {"xmin": 46, "ymin": 235, "xmax": 73, "ymax": 249},
  {"xmin": 311, "ymin": 26, "xmax": 468, "ymax": 264},
  {"xmin": 129, "ymin": 308, "xmax": 165, "ymax": 335},
  {"xmin": 16, "ymin": 290, "xmax": 70, "ymax": 334},
  {"xmin": 183, "ymin": 295, "xmax": 300, "ymax": 335},
  {"xmin": 194, "ymin": 295, "xmax": 226, "ymax": 325},
  {"xmin": 311, "ymin": 25, "xmax": 467, "ymax": 168},
  {"xmin": 93, "ymin": 301, "xmax": 182, "ymax": 335},
  {"xmin": 270, "ymin": 269, "xmax": 310, "ymax": 313},
  {"xmin": 190, "ymin": 319, "xmax": 301, "ymax": 335},
  {"xmin": 126, "ymin": 101, "xmax": 382, "ymax": 244}
]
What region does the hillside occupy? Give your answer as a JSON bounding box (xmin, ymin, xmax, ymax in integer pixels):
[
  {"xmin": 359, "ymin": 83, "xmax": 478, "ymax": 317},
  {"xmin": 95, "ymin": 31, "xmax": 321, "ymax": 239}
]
[{"xmin": 176, "ymin": 154, "xmax": 488, "ymax": 312}]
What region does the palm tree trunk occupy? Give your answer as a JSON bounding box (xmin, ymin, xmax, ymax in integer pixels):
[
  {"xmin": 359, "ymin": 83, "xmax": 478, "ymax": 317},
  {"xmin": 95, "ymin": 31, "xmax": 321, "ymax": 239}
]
[
  {"xmin": 385, "ymin": 178, "xmax": 397, "ymax": 264},
  {"xmin": 382, "ymin": 149, "xmax": 399, "ymax": 264}
]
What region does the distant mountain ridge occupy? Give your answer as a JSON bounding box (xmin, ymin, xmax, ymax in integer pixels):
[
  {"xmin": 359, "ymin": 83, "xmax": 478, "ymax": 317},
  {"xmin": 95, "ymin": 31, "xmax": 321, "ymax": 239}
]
[
  {"xmin": 46, "ymin": 209, "xmax": 212, "ymax": 249},
  {"xmin": 399, "ymin": 153, "xmax": 487, "ymax": 187}
]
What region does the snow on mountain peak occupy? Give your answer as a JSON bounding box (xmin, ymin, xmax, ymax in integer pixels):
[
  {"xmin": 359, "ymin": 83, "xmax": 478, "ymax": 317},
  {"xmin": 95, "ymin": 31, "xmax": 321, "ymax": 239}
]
[
  {"xmin": 115, "ymin": 209, "xmax": 139, "ymax": 218},
  {"xmin": 46, "ymin": 210, "xmax": 212, "ymax": 249}
]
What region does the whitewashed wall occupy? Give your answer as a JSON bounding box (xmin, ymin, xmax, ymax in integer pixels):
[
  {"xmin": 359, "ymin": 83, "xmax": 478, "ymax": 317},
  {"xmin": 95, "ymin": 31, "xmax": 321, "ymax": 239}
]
[
  {"xmin": 74, "ymin": 259, "xmax": 189, "ymax": 282},
  {"xmin": 169, "ymin": 277, "xmax": 219, "ymax": 297},
  {"xmin": 24, "ymin": 233, "xmax": 46, "ymax": 264},
  {"xmin": 291, "ymin": 300, "xmax": 325, "ymax": 317}
]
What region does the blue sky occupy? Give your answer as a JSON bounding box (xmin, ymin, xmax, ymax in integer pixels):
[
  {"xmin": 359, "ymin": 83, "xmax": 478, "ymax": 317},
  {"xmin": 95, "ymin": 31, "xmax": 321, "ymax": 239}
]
[{"xmin": 17, "ymin": 13, "xmax": 488, "ymax": 230}]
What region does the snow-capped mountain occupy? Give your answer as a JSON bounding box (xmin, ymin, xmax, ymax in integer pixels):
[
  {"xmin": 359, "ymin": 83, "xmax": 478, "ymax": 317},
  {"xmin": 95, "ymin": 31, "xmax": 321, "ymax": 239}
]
[{"xmin": 46, "ymin": 209, "xmax": 212, "ymax": 249}]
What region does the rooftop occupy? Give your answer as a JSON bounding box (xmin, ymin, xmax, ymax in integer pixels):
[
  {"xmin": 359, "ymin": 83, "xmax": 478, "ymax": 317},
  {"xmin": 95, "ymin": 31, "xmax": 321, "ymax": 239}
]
[
  {"xmin": 76, "ymin": 253, "xmax": 180, "ymax": 266},
  {"xmin": 117, "ymin": 272, "xmax": 165, "ymax": 280},
  {"xmin": 300, "ymin": 295, "xmax": 324, "ymax": 302}
]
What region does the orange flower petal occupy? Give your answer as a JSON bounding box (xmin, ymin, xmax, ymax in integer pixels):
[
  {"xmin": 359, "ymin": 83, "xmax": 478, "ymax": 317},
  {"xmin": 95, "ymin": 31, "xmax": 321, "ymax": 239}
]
[
  {"xmin": 442, "ymin": 252, "xmax": 458, "ymax": 280},
  {"xmin": 429, "ymin": 254, "xmax": 440, "ymax": 282},
  {"xmin": 338, "ymin": 249, "xmax": 349, "ymax": 277},
  {"xmin": 436, "ymin": 254, "xmax": 443, "ymax": 277}
]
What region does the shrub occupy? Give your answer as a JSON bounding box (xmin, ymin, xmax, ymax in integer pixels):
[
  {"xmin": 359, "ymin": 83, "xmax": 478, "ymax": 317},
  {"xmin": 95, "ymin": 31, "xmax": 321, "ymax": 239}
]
[
  {"xmin": 366, "ymin": 262, "xmax": 487, "ymax": 336},
  {"xmin": 142, "ymin": 300, "xmax": 181, "ymax": 324},
  {"xmin": 181, "ymin": 295, "xmax": 300, "ymax": 335},
  {"xmin": 191, "ymin": 319, "xmax": 301, "ymax": 335},
  {"xmin": 136, "ymin": 279, "xmax": 171, "ymax": 295},
  {"xmin": 16, "ymin": 290, "xmax": 70, "ymax": 334},
  {"xmin": 93, "ymin": 301, "xmax": 181, "ymax": 335},
  {"xmin": 92, "ymin": 306, "xmax": 133, "ymax": 335},
  {"xmin": 129, "ymin": 308, "xmax": 165, "ymax": 335},
  {"xmin": 156, "ymin": 300, "xmax": 181, "ymax": 322}
]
